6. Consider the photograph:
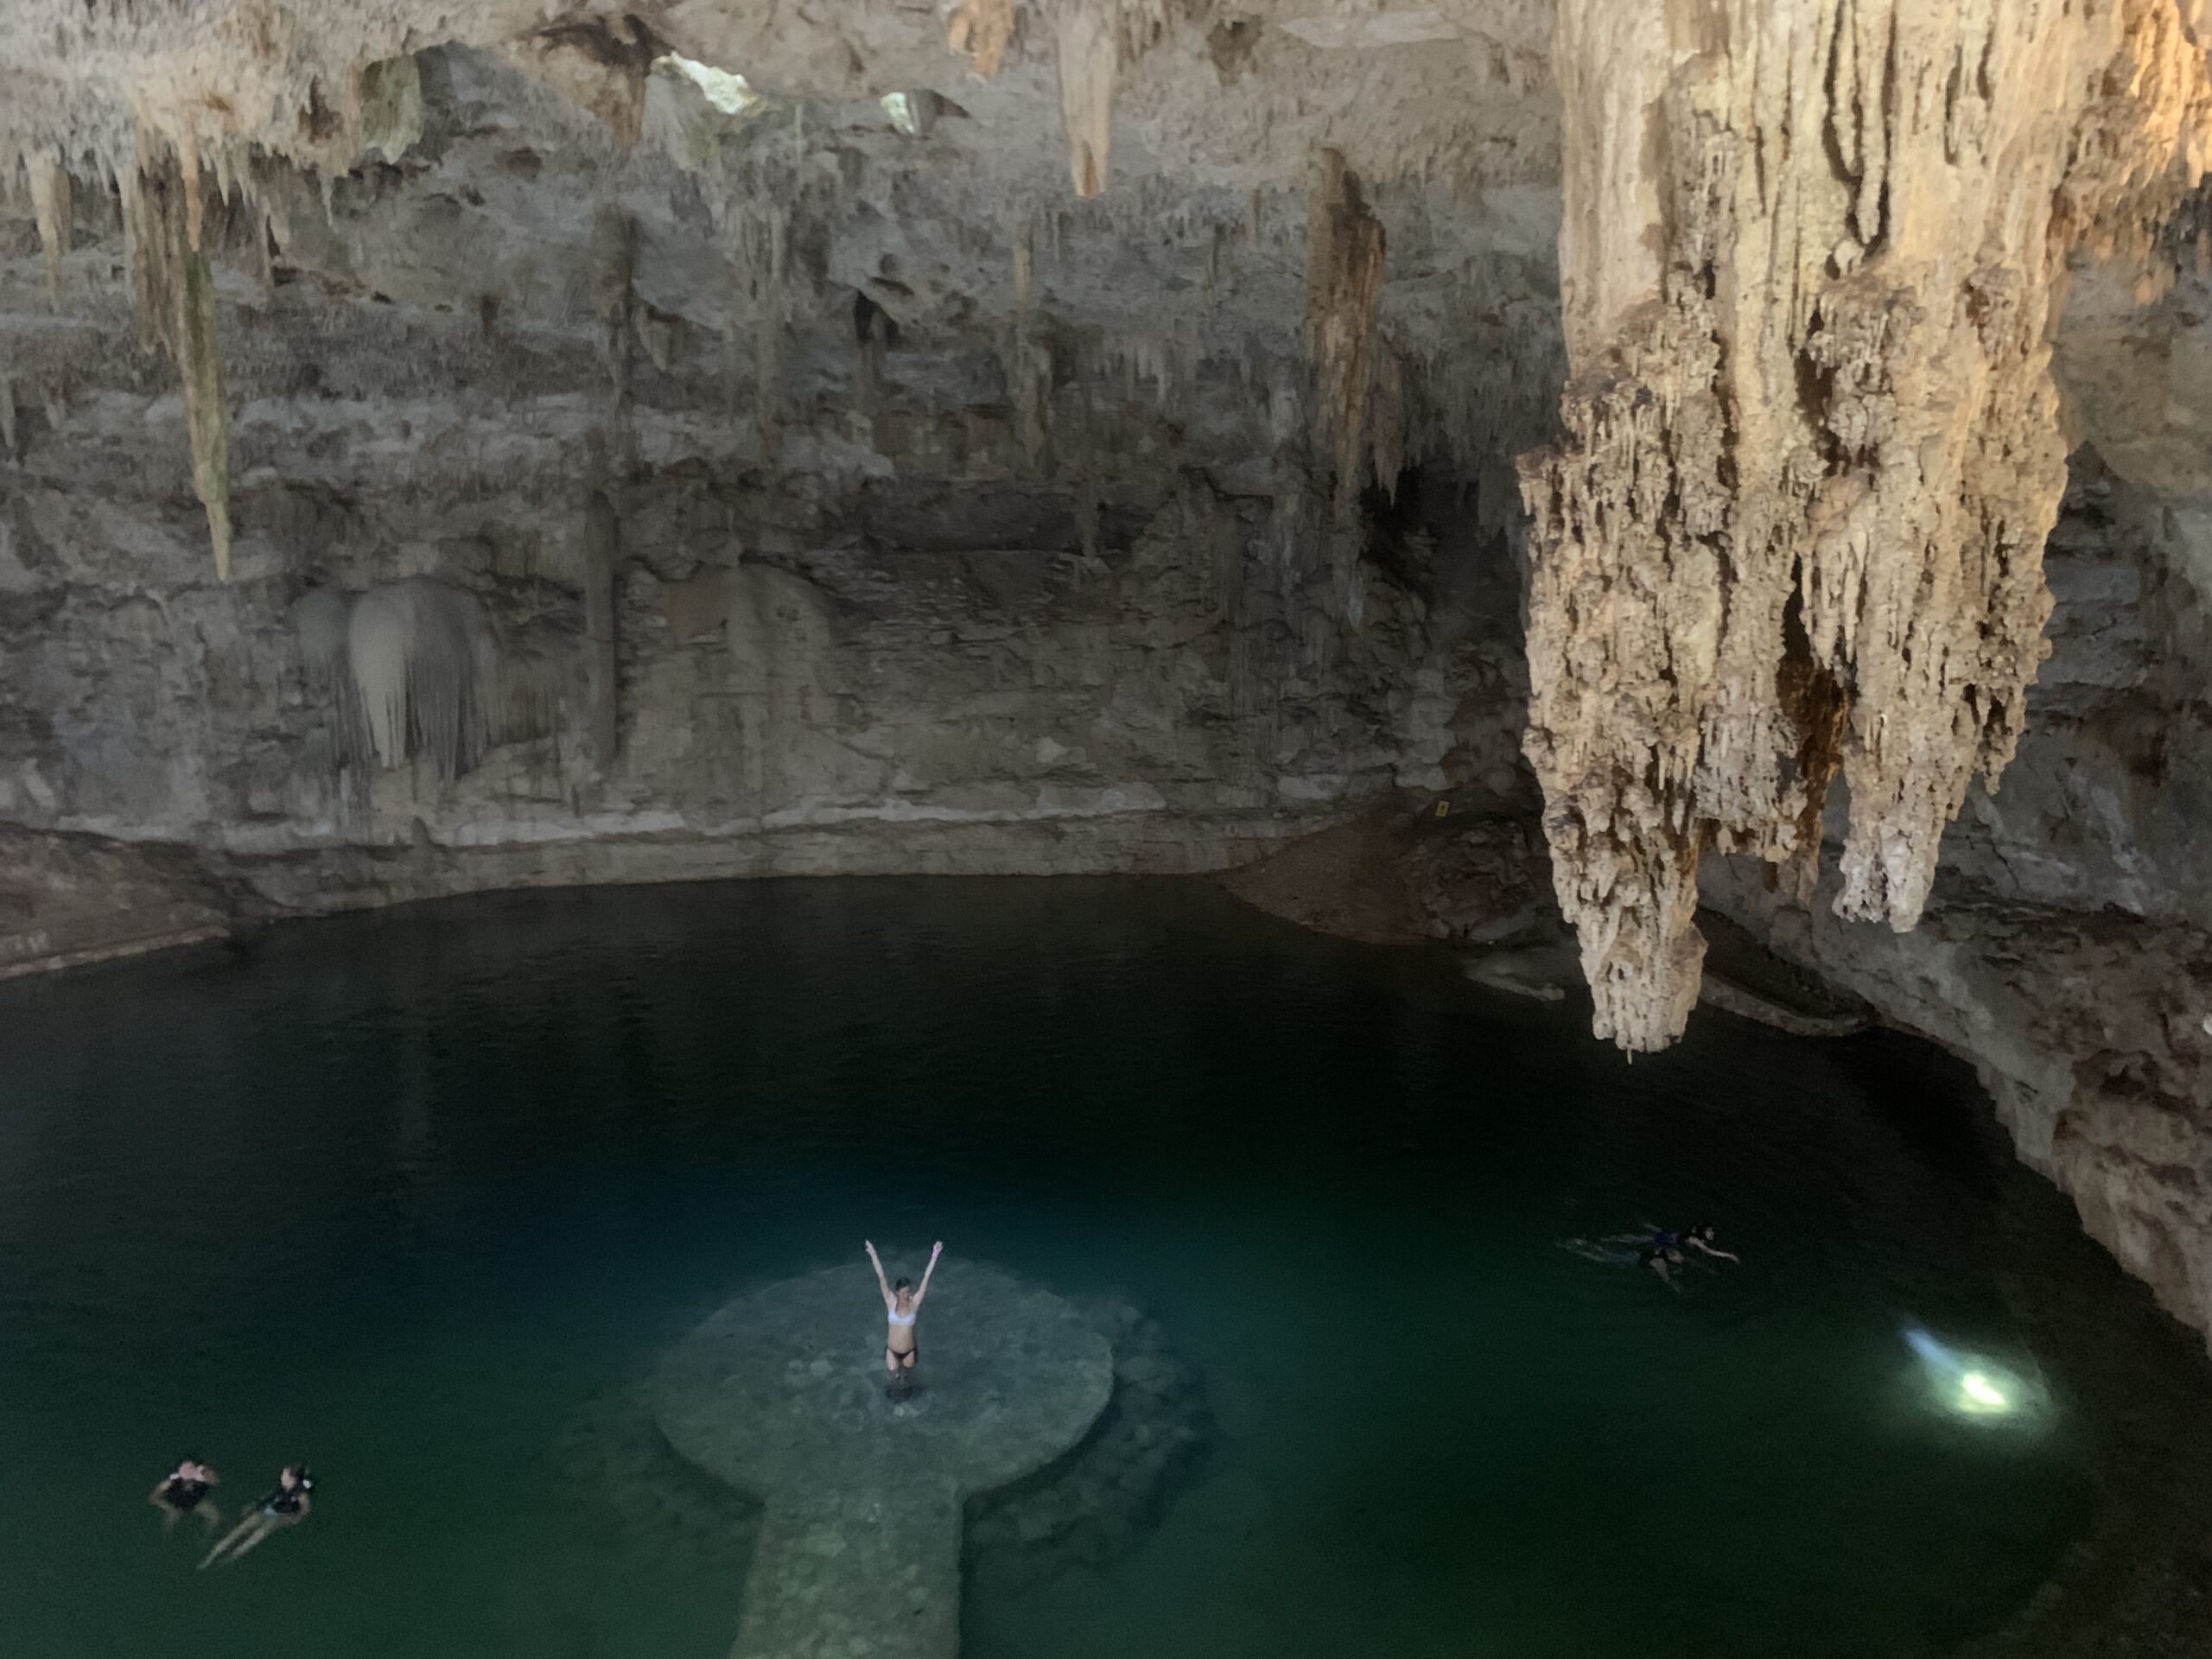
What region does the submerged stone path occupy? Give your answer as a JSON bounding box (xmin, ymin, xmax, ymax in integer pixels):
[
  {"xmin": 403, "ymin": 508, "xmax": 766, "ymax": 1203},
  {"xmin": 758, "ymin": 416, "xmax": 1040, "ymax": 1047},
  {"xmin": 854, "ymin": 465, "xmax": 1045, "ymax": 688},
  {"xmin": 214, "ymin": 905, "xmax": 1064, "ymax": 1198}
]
[{"xmin": 652, "ymin": 1261, "xmax": 1113, "ymax": 1659}]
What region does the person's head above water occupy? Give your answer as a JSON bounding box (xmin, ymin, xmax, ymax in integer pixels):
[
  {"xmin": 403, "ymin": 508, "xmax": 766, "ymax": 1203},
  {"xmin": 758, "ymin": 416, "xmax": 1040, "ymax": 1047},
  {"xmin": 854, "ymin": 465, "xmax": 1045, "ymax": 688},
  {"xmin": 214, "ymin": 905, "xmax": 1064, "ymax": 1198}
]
[{"xmin": 893, "ymin": 1276, "xmax": 913, "ymax": 1300}]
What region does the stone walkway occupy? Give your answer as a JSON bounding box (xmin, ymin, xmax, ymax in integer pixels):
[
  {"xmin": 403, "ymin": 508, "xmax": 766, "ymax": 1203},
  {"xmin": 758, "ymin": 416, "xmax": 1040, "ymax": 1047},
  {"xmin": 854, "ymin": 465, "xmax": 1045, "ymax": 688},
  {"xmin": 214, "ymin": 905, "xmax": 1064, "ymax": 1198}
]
[{"xmin": 652, "ymin": 1261, "xmax": 1113, "ymax": 1659}]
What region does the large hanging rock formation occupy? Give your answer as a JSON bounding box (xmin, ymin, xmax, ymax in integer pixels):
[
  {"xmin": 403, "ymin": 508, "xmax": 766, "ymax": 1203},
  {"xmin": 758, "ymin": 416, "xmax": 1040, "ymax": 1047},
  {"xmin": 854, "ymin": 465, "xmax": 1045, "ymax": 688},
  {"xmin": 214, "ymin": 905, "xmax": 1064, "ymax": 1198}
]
[{"xmin": 1521, "ymin": 0, "xmax": 2212, "ymax": 1052}]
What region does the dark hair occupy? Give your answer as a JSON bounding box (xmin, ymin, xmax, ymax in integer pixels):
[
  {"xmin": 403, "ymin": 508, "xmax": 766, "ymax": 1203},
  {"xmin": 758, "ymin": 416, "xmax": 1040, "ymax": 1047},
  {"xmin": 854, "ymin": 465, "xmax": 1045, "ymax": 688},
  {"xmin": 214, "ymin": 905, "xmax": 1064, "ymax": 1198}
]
[{"xmin": 893, "ymin": 1276, "xmax": 912, "ymax": 1292}]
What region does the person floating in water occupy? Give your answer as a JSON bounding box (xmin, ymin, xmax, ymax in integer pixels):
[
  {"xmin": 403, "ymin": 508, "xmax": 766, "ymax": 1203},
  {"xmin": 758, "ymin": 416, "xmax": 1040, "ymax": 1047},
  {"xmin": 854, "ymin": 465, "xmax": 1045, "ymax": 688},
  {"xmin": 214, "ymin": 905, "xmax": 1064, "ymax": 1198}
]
[
  {"xmin": 1676, "ymin": 1223, "xmax": 1740, "ymax": 1263},
  {"xmin": 1608, "ymin": 1222, "xmax": 1743, "ymax": 1265},
  {"xmin": 149, "ymin": 1458, "xmax": 221, "ymax": 1533},
  {"xmin": 865, "ymin": 1238, "xmax": 942, "ymax": 1398},
  {"xmin": 199, "ymin": 1465, "xmax": 312, "ymax": 1569},
  {"xmin": 1560, "ymin": 1236, "xmax": 1686, "ymax": 1288}
]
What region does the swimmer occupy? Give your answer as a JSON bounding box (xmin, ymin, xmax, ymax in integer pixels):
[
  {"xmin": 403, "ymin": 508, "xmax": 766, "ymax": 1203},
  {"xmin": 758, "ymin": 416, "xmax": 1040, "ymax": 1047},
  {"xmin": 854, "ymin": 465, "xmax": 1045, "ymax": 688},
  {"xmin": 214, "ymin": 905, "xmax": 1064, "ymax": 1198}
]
[
  {"xmin": 1678, "ymin": 1222, "xmax": 1739, "ymax": 1263},
  {"xmin": 1606, "ymin": 1221, "xmax": 1742, "ymax": 1266},
  {"xmin": 1638, "ymin": 1243, "xmax": 1685, "ymax": 1289},
  {"xmin": 865, "ymin": 1238, "xmax": 942, "ymax": 1398},
  {"xmin": 149, "ymin": 1459, "xmax": 221, "ymax": 1533},
  {"xmin": 198, "ymin": 1465, "xmax": 312, "ymax": 1569},
  {"xmin": 1560, "ymin": 1236, "xmax": 1684, "ymax": 1289}
]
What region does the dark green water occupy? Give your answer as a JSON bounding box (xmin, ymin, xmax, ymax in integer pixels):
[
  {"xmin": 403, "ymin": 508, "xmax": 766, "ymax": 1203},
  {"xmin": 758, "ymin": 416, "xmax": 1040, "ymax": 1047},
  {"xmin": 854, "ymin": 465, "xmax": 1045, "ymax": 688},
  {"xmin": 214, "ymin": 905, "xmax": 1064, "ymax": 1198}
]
[{"xmin": 0, "ymin": 878, "xmax": 2202, "ymax": 1658}]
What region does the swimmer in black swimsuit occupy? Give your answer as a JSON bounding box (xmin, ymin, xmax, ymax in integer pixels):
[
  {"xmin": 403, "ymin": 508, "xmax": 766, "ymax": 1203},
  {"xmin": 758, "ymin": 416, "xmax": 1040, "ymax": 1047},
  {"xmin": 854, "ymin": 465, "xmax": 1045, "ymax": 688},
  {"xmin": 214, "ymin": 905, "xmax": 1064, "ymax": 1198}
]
[
  {"xmin": 1606, "ymin": 1221, "xmax": 1742, "ymax": 1267},
  {"xmin": 1637, "ymin": 1243, "xmax": 1685, "ymax": 1289},
  {"xmin": 1560, "ymin": 1236, "xmax": 1684, "ymax": 1288},
  {"xmin": 149, "ymin": 1459, "xmax": 221, "ymax": 1533},
  {"xmin": 199, "ymin": 1464, "xmax": 312, "ymax": 1568}
]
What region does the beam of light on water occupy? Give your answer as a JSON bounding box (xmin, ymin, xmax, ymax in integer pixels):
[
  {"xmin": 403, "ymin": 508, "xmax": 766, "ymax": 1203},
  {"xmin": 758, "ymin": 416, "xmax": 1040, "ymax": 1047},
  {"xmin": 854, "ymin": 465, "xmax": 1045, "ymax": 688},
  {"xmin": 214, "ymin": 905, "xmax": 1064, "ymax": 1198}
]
[{"xmin": 1900, "ymin": 1323, "xmax": 2039, "ymax": 1422}]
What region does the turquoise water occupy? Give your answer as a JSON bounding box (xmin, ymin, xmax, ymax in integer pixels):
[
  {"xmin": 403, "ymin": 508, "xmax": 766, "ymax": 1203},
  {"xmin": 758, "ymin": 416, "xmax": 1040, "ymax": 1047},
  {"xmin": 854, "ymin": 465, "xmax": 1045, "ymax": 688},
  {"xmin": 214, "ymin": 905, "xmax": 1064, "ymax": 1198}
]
[{"xmin": 0, "ymin": 877, "xmax": 2199, "ymax": 1657}]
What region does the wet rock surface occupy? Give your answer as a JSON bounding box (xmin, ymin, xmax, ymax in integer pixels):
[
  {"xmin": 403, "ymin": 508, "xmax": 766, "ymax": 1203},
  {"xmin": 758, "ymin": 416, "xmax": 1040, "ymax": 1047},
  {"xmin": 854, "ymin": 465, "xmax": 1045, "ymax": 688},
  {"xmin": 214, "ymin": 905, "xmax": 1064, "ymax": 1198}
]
[
  {"xmin": 965, "ymin": 1297, "xmax": 1212, "ymax": 1596},
  {"xmin": 556, "ymin": 1274, "xmax": 1211, "ymax": 1657},
  {"xmin": 652, "ymin": 1262, "xmax": 1110, "ymax": 1658}
]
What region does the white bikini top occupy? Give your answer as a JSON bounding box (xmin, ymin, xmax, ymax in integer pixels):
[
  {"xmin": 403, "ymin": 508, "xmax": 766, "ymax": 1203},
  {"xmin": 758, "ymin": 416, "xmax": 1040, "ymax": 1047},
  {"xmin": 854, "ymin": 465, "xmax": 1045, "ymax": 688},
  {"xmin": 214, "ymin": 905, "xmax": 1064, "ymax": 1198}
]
[{"xmin": 887, "ymin": 1306, "xmax": 916, "ymax": 1325}]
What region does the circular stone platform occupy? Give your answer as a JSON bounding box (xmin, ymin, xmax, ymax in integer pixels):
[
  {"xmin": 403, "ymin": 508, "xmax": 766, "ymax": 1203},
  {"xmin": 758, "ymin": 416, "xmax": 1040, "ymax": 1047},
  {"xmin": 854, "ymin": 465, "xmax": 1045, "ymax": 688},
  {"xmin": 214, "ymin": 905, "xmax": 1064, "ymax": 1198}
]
[{"xmin": 652, "ymin": 1260, "xmax": 1112, "ymax": 1659}]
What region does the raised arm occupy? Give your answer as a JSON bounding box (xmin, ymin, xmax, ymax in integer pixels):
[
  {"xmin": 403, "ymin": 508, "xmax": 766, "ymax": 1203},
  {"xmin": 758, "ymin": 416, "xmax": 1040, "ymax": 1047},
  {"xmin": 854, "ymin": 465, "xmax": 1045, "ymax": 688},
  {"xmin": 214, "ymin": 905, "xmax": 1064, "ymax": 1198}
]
[
  {"xmin": 863, "ymin": 1240, "xmax": 894, "ymax": 1309},
  {"xmin": 913, "ymin": 1241, "xmax": 944, "ymax": 1306}
]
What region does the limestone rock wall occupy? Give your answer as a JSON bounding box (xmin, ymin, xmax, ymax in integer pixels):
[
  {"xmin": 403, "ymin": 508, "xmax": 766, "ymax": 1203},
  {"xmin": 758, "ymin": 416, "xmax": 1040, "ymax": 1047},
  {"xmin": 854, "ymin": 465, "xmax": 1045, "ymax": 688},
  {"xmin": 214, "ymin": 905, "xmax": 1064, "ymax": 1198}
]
[{"xmin": 0, "ymin": 19, "xmax": 1554, "ymax": 931}]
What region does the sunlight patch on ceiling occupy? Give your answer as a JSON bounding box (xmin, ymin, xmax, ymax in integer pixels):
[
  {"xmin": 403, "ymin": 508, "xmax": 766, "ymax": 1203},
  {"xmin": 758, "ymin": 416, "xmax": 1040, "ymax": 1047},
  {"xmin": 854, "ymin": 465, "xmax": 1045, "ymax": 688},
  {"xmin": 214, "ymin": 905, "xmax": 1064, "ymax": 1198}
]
[{"xmin": 880, "ymin": 92, "xmax": 922, "ymax": 137}]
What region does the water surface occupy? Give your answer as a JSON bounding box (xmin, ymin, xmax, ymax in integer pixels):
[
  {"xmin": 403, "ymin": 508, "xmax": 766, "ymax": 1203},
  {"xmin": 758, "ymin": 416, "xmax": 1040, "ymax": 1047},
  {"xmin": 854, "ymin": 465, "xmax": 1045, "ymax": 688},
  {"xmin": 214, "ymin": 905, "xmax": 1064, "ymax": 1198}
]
[{"xmin": 0, "ymin": 878, "xmax": 2204, "ymax": 1657}]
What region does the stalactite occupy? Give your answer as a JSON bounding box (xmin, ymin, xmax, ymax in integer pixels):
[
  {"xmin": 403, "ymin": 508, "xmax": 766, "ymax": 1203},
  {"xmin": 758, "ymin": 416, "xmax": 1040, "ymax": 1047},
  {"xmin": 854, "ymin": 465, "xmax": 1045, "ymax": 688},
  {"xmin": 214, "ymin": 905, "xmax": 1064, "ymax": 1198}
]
[
  {"xmin": 1369, "ymin": 341, "xmax": 1407, "ymax": 504},
  {"xmin": 0, "ymin": 375, "xmax": 16, "ymax": 461},
  {"xmin": 24, "ymin": 150, "xmax": 71, "ymax": 312},
  {"xmin": 178, "ymin": 129, "xmax": 206, "ymax": 252},
  {"xmin": 252, "ymin": 202, "xmax": 276, "ymax": 292},
  {"xmin": 747, "ymin": 207, "xmax": 789, "ymax": 472},
  {"xmin": 582, "ymin": 493, "xmax": 621, "ymax": 771},
  {"xmin": 945, "ymin": 0, "xmax": 1019, "ymax": 77},
  {"xmin": 853, "ymin": 290, "xmax": 891, "ymax": 435},
  {"xmin": 133, "ymin": 146, "xmax": 233, "ymax": 581},
  {"xmin": 114, "ymin": 153, "xmax": 155, "ymax": 352},
  {"xmin": 1005, "ymin": 213, "xmax": 1051, "ymax": 463},
  {"xmin": 1012, "ymin": 296, "xmax": 1054, "ymax": 476},
  {"xmin": 1303, "ymin": 148, "xmax": 1384, "ymax": 525},
  {"xmin": 1520, "ymin": 0, "xmax": 2212, "ymax": 1052},
  {"xmin": 1049, "ymin": 1, "xmax": 1185, "ymax": 198},
  {"xmin": 1056, "ymin": 5, "xmax": 1118, "ymax": 200},
  {"xmin": 589, "ymin": 204, "xmax": 639, "ymax": 476}
]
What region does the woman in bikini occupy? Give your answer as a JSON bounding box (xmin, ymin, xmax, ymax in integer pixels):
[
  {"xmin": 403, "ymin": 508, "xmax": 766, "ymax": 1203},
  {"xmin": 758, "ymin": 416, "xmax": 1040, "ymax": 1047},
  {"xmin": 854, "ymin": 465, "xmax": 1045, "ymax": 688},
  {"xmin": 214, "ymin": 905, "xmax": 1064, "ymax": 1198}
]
[
  {"xmin": 864, "ymin": 1239, "xmax": 942, "ymax": 1397},
  {"xmin": 149, "ymin": 1458, "xmax": 221, "ymax": 1533},
  {"xmin": 199, "ymin": 1464, "xmax": 313, "ymax": 1569}
]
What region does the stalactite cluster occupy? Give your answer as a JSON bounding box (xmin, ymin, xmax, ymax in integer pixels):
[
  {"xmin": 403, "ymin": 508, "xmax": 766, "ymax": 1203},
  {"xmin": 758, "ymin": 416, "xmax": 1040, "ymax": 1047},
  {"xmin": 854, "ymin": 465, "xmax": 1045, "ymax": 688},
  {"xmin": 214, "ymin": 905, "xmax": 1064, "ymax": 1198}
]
[
  {"xmin": 295, "ymin": 582, "xmax": 496, "ymax": 782},
  {"xmin": 7, "ymin": 45, "xmax": 428, "ymax": 581},
  {"xmin": 941, "ymin": 0, "xmax": 1192, "ymax": 199},
  {"xmin": 23, "ymin": 148, "xmax": 67, "ymax": 309},
  {"xmin": 1521, "ymin": 0, "xmax": 2212, "ymax": 1052}
]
